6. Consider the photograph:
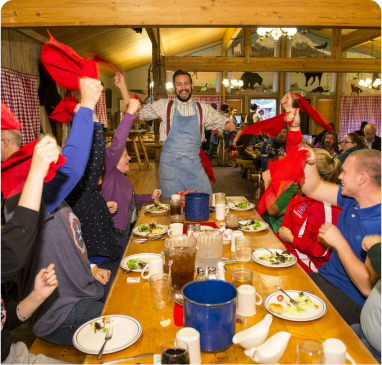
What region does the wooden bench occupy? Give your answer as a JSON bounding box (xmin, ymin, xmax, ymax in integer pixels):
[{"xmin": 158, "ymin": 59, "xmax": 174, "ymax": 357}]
[
  {"xmin": 236, "ymin": 159, "xmax": 257, "ymax": 180},
  {"xmin": 29, "ymin": 338, "xmax": 86, "ymax": 364}
]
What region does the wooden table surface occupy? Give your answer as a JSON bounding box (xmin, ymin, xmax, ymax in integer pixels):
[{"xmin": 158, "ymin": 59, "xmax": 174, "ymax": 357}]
[{"xmin": 84, "ymin": 197, "xmax": 376, "ymax": 364}]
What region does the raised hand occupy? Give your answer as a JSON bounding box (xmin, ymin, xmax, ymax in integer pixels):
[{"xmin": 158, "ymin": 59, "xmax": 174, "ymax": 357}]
[
  {"xmin": 114, "ymin": 70, "xmax": 126, "ymax": 89},
  {"xmin": 80, "ymin": 78, "xmax": 103, "ymax": 110},
  {"xmin": 126, "ymin": 99, "xmax": 141, "ymax": 115},
  {"xmin": 151, "ymin": 189, "xmax": 161, "ymax": 200}
]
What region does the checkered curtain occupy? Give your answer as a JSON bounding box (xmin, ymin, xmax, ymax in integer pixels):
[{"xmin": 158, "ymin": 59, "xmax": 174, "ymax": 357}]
[
  {"xmin": 95, "ymin": 92, "xmax": 107, "ymax": 128},
  {"xmin": 1, "ymin": 67, "xmax": 40, "ymax": 146},
  {"xmin": 339, "ymin": 96, "xmax": 381, "ymax": 139},
  {"xmin": 168, "ymin": 95, "xmax": 222, "ymax": 111}
]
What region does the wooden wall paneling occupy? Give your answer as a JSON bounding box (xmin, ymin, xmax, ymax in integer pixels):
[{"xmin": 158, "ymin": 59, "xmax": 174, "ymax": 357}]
[
  {"xmin": 315, "ymin": 98, "xmax": 334, "ymax": 136},
  {"xmin": 3, "ymin": 0, "xmax": 380, "ymax": 28},
  {"xmin": 278, "ymin": 37, "xmax": 286, "ymax": 115},
  {"xmin": 244, "ymin": 28, "xmax": 250, "ymax": 64},
  {"xmin": 333, "ymin": 73, "xmax": 342, "ymax": 134}
]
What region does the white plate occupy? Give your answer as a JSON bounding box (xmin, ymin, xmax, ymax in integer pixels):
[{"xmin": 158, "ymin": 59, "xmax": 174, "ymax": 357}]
[
  {"xmin": 238, "ymin": 219, "xmax": 269, "ymax": 232},
  {"xmin": 72, "ymin": 315, "xmax": 142, "ymax": 354},
  {"xmin": 120, "ymin": 253, "xmax": 162, "ymax": 272},
  {"xmin": 144, "ymin": 204, "xmax": 170, "ymax": 214},
  {"xmin": 252, "ymin": 249, "xmax": 297, "ymax": 268},
  {"xmin": 227, "ymin": 202, "xmax": 255, "ymax": 211},
  {"xmin": 132, "ymin": 224, "xmax": 168, "ymax": 237},
  {"xmin": 199, "ymin": 225, "xmax": 215, "ymax": 231},
  {"xmin": 265, "ymin": 290, "xmax": 327, "ymax": 322}
]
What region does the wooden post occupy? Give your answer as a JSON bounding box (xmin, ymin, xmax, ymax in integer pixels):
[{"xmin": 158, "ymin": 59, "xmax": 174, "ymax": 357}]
[
  {"xmin": 244, "ymin": 28, "xmax": 251, "ymax": 64},
  {"xmin": 152, "ymin": 30, "xmax": 167, "ymax": 100},
  {"xmin": 332, "ymin": 29, "xmax": 342, "ymax": 134},
  {"xmin": 278, "ymin": 36, "xmax": 286, "ymax": 114}
]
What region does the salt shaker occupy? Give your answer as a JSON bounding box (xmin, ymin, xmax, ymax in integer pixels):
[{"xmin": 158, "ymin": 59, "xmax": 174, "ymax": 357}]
[
  {"xmin": 187, "ymin": 225, "xmax": 195, "ymax": 237},
  {"xmin": 195, "ymin": 267, "xmax": 208, "ymax": 281},
  {"xmin": 207, "ymin": 267, "xmax": 217, "ymax": 280},
  {"xmin": 194, "ymin": 224, "xmax": 201, "ymax": 237}
]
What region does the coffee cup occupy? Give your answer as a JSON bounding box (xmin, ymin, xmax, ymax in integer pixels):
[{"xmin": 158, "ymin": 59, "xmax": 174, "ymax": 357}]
[
  {"xmin": 215, "ymin": 204, "xmax": 229, "ymax": 221},
  {"xmin": 141, "ymin": 256, "xmax": 164, "ymax": 279},
  {"xmin": 236, "ymin": 284, "xmax": 262, "ymax": 317},
  {"xmin": 168, "ymin": 223, "xmax": 184, "ymax": 237},
  {"xmin": 323, "ymin": 338, "xmax": 356, "ymax": 364},
  {"xmin": 231, "ymin": 230, "xmax": 244, "ymax": 252}
]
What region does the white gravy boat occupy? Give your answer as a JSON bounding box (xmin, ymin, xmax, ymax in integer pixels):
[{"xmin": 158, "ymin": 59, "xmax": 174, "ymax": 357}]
[
  {"xmin": 233, "ymin": 314, "xmax": 273, "ymax": 350},
  {"xmin": 244, "ymin": 331, "xmax": 291, "ymax": 364}
]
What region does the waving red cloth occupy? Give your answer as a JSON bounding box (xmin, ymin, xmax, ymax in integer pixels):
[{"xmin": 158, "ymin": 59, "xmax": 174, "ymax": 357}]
[
  {"xmin": 131, "ymin": 93, "xmax": 144, "ymax": 104},
  {"xmin": 200, "ymin": 150, "xmax": 215, "ymax": 183},
  {"xmin": 1, "ymin": 103, "xmax": 23, "ymax": 130},
  {"xmin": 1, "ymin": 140, "xmax": 67, "ymax": 199},
  {"xmin": 241, "ymin": 113, "xmax": 289, "ymax": 138},
  {"xmin": 42, "ymin": 30, "xmax": 99, "ymax": 91},
  {"xmin": 290, "ymin": 92, "xmax": 333, "ymax": 133},
  {"xmin": 49, "ymin": 94, "xmax": 79, "ymax": 124},
  {"xmin": 84, "ymin": 52, "xmax": 118, "ymax": 74},
  {"xmin": 257, "ymin": 149, "xmax": 308, "ymax": 215}
]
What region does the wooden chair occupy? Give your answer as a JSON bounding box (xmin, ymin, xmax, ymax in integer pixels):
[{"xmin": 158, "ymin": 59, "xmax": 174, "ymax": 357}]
[{"xmin": 236, "ymin": 159, "xmax": 257, "ymax": 180}]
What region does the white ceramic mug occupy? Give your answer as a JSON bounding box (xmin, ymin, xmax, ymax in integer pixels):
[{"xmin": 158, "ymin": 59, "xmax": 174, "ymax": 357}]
[
  {"xmin": 141, "ymin": 256, "xmax": 164, "ymax": 279},
  {"xmin": 215, "ymin": 204, "xmax": 229, "ymax": 220},
  {"xmin": 176, "ymin": 327, "xmax": 202, "ymax": 365},
  {"xmin": 323, "ymin": 338, "xmax": 356, "ymax": 364},
  {"xmin": 171, "ymin": 194, "xmax": 181, "ymax": 201},
  {"xmin": 236, "ymin": 284, "xmax": 262, "ymax": 317},
  {"xmin": 168, "ymin": 223, "xmax": 184, "ymax": 237},
  {"xmin": 231, "ymin": 230, "xmax": 244, "ymax": 252}
]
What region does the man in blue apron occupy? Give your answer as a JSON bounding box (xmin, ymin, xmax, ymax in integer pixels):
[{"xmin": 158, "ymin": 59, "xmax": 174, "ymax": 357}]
[{"xmin": 139, "ymin": 70, "xmax": 236, "ymax": 197}]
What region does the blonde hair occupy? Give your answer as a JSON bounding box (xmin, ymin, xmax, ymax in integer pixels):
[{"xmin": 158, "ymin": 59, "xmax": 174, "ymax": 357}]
[{"xmin": 314, "ymin": 149, "xmax": 341, "ymax": 183}]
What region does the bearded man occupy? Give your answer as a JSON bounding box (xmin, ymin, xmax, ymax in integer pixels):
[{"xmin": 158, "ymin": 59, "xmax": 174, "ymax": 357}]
[{"xmin": 139, "ymin": 69, "xmax": 236, "ymax": 197}]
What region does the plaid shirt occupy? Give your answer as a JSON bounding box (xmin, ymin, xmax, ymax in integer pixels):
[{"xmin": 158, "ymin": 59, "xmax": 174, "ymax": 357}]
[{"xmin": 139, "ymin": 98, "xmax": 229, "ymax": 144}]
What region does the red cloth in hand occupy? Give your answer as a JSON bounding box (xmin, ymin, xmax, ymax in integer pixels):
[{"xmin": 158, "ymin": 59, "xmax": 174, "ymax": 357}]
[
  {"xmin": 42, "ymin": 30, "xmax": 99, "ymax": 91},
  {"xmin": 290, "ymin": 92, "xmax": 333, "ymax": 133},
  {"xmin": 241, "ymin": 113, "xmax": 289, "ymax": 138},
  {"xmin": 1, "ymin": 140, "xmax": 67, "ymax": 199},
  {"xmin": 174, "ymin": 303, "xmax": 184, "ymax": 327},
  {"xmin": 257, "ymin": 150, "xmax": 308, "ymax": 215},
  {"xmin": 199, "ymin": 150, "xmax": 216, "ymax": 183},
  {"xmin": 286, "ymin": 130, "xmax": 304, "ymax": 154},
  {"xmin": 49, "ymin": 94, "xmax": 79, "ymax": 124},
  {"xmin": 1, "ymin": 103, "xmax": 23, "ymax": 130},
  {"xmin": 213, "ymin": 129, "xmax": 219, "ymax": 139},
  {"xmin": 130, "ymin": 93, "xmax": 144, "ymax": 104},
  {"xmin": 84, "ymin": 52, "xmax": 118, "ymax": 74}
]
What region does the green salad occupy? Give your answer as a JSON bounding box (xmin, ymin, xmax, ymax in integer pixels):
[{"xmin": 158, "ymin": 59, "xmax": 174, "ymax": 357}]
[
  {"xmin": 285, "ymin": 292, "xmax": 317, "ymax": 316},
  {"xmin": 125, "ymin": 258, "xmax": 148, "ymax": 270},
  {"xmin": 258, "ymin": 250, "xmax": 294, "ymax": 265},
  {"xmin": 239, "ymin": 219, "xmax": 262, "ymax": 230}
]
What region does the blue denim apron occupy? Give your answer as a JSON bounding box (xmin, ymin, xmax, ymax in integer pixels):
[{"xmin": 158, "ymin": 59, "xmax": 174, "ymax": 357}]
[{"xmin": 159, "ymin": 99, "xmax": 212, "ymax": 198}]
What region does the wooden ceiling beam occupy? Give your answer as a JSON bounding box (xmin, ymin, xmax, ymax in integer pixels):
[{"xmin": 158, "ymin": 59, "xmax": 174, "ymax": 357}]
[
  {"xmin": 145, "ymin": 28, "xmax": 165, "ymax": 56},
  {"xmin": 13, "ymin": 29, "xmax": 48, "ymax": 44},
  {"xmin": 164, "ymin": 56, "xmax": 380, "ymax": 72},
  {"xmin": 341, "ymin": 29, "xmax": 382, "ymax": 52},
  {"xmin": 3, "ymin": 1, "xmax": 379, "ymax": 28},
  {"xmin": 222, "ymin": 28, "xmax": 242, "ymax": 51},
  {"xmin": 331, "ymin": 29, "xmax": 342, "ymax": 61}
]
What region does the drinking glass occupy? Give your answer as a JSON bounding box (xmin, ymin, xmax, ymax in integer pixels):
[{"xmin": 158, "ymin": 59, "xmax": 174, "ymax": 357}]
[
  {"xmin": 171, "ymin": 214, "xmax": 185, "ymax": 224},
  {"xmin": 235, "ymin": 236, "xmax": 252, "ymax": 262},
  {"xmin": 231, "ymin": 267, "xmax": 253, "ymax": 288},
  {"xmin": 161, "ymin": 339, "xmax": 190, "ymax": 364},
  {"xmin": 215, "ymin": 192, "xmax": 226, "ymax": 205},
  {"xmin": 226, "ymin": 214, "xmax": 240, "ymax": 230},
  {"xmin": 296, "ymin": 339, "xmax": 325, "ymax": 364},
  {"xmin": 195, "ymin": 230, "xmax": 223, "ymax": 268},
  {"xmin": 149, "ymin": 273, "xmax": 172, "ymax": 310}
]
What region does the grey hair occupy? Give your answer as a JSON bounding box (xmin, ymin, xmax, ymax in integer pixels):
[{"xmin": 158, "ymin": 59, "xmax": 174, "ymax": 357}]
[{"xmin": 4, "ymin": 129, "xmax": 22, "ymax": 147}]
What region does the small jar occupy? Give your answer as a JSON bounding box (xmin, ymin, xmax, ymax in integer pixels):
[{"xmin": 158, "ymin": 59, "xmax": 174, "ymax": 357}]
[
  {"xmin": 187, "ymin": 225, "xmax": 195, "ymax": 237},
  {"xmin": 195, "ymin": 267, "xmax": 208, "ymax": 281},
  {"xmin": 207, "ymin": 267, "xmax": 217, "ymax": 280},
  {"xmin": 149, "ymin": 273, "xmax": 172, "ymax": 310},
  {"xmin": 194, "ymin": 224, "xmax": 201, "ymax": 237}
]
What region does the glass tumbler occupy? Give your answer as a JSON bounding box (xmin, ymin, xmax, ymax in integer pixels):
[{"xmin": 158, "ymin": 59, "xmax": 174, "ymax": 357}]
[
  {"xmin": 226, "ymin": 214, "xmax": 240, "ymax": 230},
  {"xmin": 231, "ymin": 267, "xmax": 253, "ymax": 288},
  {"xmin": 161, "ymin": 339, "xmax": 190, "ymax": 364},
  {"xmin": 215, "ymin": 192, "xmax": 226, "ymax": 205},
  {"xmin": 235, "ymin": 236, "xmax": 252, "ymax": 262},
  {"xmin": 149, "ymin": 273, "xmax": 172, "ymax": 310},
  {"xmin": 296, "ymin": 339, "xmax": 325, "ymax": 364}
]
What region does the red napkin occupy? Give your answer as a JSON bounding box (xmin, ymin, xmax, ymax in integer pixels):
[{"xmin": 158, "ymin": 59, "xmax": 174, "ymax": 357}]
[
  {"xmin": 174, "ymin": 303, "xmax": 184, "ymax": 327},
  {"xmin": 183, "ymin": 222, "xmax": 219, "ymax": 234},
  {"xmin": 213, "ymin": 129, "xmax": 218, "ymax": 139},
  {"xmin": 257, "ymin": 149, "xmax": 308, "ymax": 215},
  {"xmin": 84, "ymin": 52, "xmax": 118, "ymax": 74},
  {"xmin": 199, "ymin": 151, "xmax": 215, "ymax": 183},
  {"xmin": 42, "ymin": 30, "xmax": 99, "ymax": 91},
  {"xmin": 49, "ymin": 94, "xmax": 79, "ymax": 124},
  {"xmin": 1, "ymin": 140, "xmax": 67, "ymax": 199},
  {"xmin": 1, "ymin": 103, "xmax": 23, "ymax": 130}
]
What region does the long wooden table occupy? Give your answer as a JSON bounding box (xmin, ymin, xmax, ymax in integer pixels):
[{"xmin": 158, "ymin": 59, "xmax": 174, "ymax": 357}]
[{"xmin": 84, "ymin": 197, "xmax": 377, "ymax": 364}]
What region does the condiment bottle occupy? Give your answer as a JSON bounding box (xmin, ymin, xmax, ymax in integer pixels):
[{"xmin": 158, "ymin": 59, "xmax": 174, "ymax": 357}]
[
  {"xmin": 207, "ymin": 267, "xmax": 217, "ymax": 280},
  {"xmin": 170, "ymin": 197, "xmax": 182, "ymax": 215},
  {"xmin": 194, "ymin": 224, "xmax": 201, "ymax": 237},
  {"xmin": 195, "ymin": 267, "xmax": 208, "ymax": 281},
  {"xmin": 187, "ymin": 225, "xmax": 195, "ymax": 237},
  {"xmin": 217, "ymin": 262, "xmax": 226, "ymax": 281}
]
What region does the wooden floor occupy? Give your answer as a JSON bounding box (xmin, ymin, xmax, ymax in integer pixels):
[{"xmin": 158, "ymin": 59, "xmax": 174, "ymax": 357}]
[{"xmin": 127, "ymin": 161, "xmax": 159, "ymax": 194}]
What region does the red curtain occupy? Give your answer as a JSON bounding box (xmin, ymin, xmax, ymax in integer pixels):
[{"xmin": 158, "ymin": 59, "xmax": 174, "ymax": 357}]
[
  {"xmin": 1, "ymin": 67, "xmax": 41, "ymax": 146},
  {"xmin": 168, "ymin": 95, "xmax": 222, "ymax": 111},
  {"xmin": 339, "ymin": 96, "xmax": 381, "ymax": 139}
]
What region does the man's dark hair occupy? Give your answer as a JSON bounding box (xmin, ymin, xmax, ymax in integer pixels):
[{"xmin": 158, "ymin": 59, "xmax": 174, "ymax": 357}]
[
  {"xmin": 173, "ymin": 70, "xmax": 193, "ymax": 84},
  {"xmin": 360, "ymin": 121, "xmax": 368, "ymax": 130},
  {"xmin": 211, "ymin": 103, "xmax": 217, "ymax": 110},
  {"xmin": 221, "ymin": 103, "xmax": 229, "ymax": 113},
  {"xmin": 250, "ymin": 103, "xmax": 257, "ymax": 111}
]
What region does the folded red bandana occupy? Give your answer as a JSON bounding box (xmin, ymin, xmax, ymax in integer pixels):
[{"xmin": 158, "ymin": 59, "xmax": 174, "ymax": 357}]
[
  {"xmin": 1, "ymin": 103, "xmax": 23, "ymax": 130},
  {"xmin": 42, "ymin": 30, "xmax": 99, "ymax": 91},
  {"xmin": 257, "ymin": 149, "xmax": 308, "ymax": 216},
  {"xmin": 200, "ymin": 150, "xmax": 215, "ymax": 183},
  {"xmin": 49, "ymin": 94, "xmax": 79, "ymax": 124},
  {"xmin": 84, "ymin": 52, "xmax": 118, "ymax": 74},
  {"xmin": 1, "ymin": 140, "xmax": 67, "ymax": 199}
]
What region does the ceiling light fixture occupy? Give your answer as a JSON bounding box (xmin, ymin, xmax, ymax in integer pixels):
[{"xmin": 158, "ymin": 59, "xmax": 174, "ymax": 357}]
[
  {"xmin": 257, "ymin": 28, "xmax": 297, "ymax": 42},
  {"xmin": 222, "ymin": 79, "xmax": 243, "ymax": 89},
  {"xmin": 358, "ymin": 39, "xmax": 381, "ymax": 89}
]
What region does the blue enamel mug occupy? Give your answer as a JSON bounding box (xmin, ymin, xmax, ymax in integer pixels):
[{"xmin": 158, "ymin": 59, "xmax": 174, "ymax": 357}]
[
  {"xmin": 184, "ymin": 192, "xmax": 210, "ymax": 222},
  {"xmin": 182, "ymin": 280, "xmax": 237, "ymax": 352}
]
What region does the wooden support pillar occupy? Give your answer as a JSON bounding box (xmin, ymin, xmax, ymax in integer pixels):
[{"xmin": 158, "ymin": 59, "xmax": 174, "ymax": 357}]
[
  {"xmin": 332, "ymin": 29, "xmax": 342, "ymax": 134},
  {"xmin": 222, "ymin": 50, "xmax": 226, "ymax": 103},
  {"xmin": 278, "ymin": 36, "xmax": 286, "ymax": 114},
  {"xmin": 244, "ymin": 28, "xmax": 251, "ymax": 64},
  {"xmin": 152, "ymin": 30, "xmax": 167, "ymax": 100}
]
